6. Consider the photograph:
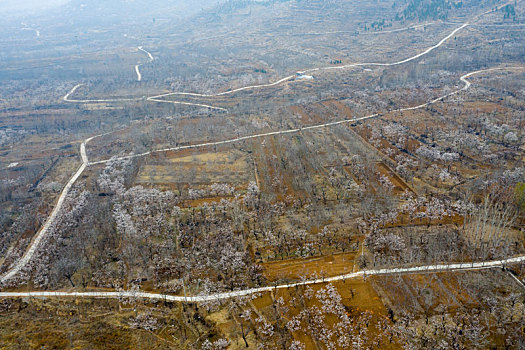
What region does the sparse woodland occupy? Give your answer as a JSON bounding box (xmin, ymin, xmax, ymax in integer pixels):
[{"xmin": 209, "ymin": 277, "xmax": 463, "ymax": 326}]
[{"xmin": 0, "ymin": 0, "xmax": 525, "ymax": 348}]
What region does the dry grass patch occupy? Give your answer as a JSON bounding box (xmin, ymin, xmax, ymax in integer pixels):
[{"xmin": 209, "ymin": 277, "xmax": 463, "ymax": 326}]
[
  {"xmin": 262, "ymin": 252, "xmax": 356, "ymax": 282},
  {"xmin": 136, "ymin": 149, "xmax": 253, "ymax": 189}
]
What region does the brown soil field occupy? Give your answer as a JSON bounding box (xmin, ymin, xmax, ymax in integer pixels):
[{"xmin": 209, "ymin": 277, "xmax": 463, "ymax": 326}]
[
  {"xmin": 0, "ymin": 298, "xmax": 202, "ymax": 349},
  {"xmin": 135, "ymin": 149, "xmax": 253, "ymax": 189},
  {"xmin": 330, "ymin": 100, "xmax": 353, "ymax": 119},
  {"xmin": 262, "ymin": 252, "xmax": 357, "ymax": 282}
]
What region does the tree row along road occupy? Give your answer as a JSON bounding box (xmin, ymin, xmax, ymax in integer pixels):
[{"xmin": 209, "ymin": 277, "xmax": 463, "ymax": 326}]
[
  {"xmin": 1, "ymin": 13, "xmax": 523, "ymax": 287},
  {"xmin": 1, "ymin": 255, "xmax": 524, "ymax": 302}
]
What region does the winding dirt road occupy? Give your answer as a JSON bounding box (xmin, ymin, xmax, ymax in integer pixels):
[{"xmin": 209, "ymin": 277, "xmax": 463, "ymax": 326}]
[
  {"xmin": 1, "ymin": 255, "xmax": 524, "ymax": 302},
  {"xmin": 134, "ymin": 65, "xmax": 142, "ymax": 82},
  {"xmin": 62, "ymin": 2, "xmax": 521, "ymax": 109},
  {"xmin": 1, "ymin": 11, "xmax": 523, "ymax": 298},
  {"xmin": 135, "ymin": 46, "xmax": 154, "ymax": 81},
  {"xmin": 2, "ymin": 65, "xmax": 521, "ymax": 286},
  {"xmin": 146, "ymin": 23, "xmax": 469, "ymax": 107},
  {"xmin": 64, "ymin": 21, "xmax": 470, "ymax": 111},
  {"xmin": 0, "ymin": 133, "xmax": 111, "ymax": 285},
  {"xmin": 90, "ymin": 66, "xmax": 522, "ymax": 165}
]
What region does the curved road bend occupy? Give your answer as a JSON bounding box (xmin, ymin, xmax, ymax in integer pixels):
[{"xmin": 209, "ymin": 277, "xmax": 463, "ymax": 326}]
[
  {"xmin": 65, "ymin": 22, "xmax": 470, "ymax": 109},
  {"xmin": 63, "ymin": 84, "xmax": 141, "ymax": 103},
  {"xmin": 135, "ymin": 46, "xmax": 154, "ymax": 82},
  {"xmin": 63, "ymin": 83, "xmax": 228, "ymax": 111}
]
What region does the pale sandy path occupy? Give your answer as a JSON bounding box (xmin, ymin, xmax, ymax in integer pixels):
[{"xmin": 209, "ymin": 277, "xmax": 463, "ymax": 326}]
[
  {"xmin": 135, "ymin": 46, "xmax": 154, "ymax": 81},
  {"xmin": 1, "ymin": 255, "xmax": 524, "ymax": 302},
  {"xmin": 0, "ymin": 132, "xmax": 112, "ymax": 284}
]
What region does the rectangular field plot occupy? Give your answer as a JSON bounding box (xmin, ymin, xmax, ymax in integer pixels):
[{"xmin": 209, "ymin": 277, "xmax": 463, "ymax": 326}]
[
  {"xmin": 135, "ymin": 148, "xmax": 254, "ymax": 190},
  {"xmin": 262, "ymin": 252, "xmax": 357, "ymax": 282}
]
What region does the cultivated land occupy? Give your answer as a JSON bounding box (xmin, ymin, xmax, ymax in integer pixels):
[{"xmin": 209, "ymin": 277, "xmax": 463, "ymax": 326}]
[{"xmin": 0, "ymin": 0, "xmax": 525, "ymax": 349}]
